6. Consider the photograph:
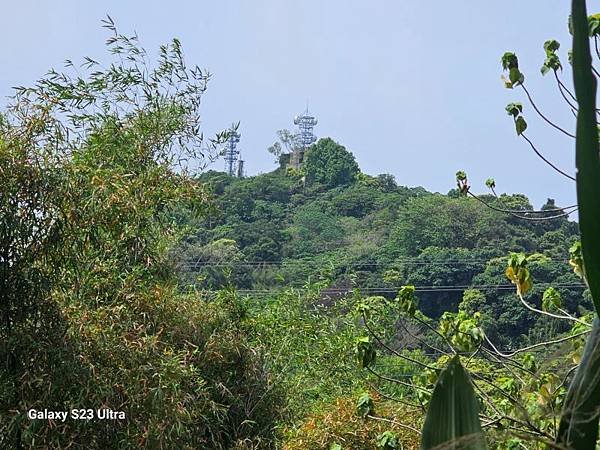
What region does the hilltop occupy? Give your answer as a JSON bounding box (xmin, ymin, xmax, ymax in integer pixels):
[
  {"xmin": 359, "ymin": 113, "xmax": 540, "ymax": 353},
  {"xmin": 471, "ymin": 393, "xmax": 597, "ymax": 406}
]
[{"xmin": 178, "ymin": 137, "xmax": 583, "ymax": 346}]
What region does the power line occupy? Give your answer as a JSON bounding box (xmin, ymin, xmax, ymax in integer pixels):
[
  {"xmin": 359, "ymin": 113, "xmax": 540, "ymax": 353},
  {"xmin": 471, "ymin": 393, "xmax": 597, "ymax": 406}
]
[
  {"xmin": 180, "ymin": 256, "xmax": 572, "ymax": 269},
  {"xmin": 195, "ymin": 283, "xmax": 586, "ymax": 297}
]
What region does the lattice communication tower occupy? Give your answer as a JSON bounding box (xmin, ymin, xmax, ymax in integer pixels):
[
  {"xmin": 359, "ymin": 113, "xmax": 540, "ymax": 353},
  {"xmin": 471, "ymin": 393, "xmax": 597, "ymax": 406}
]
[
  {"xmin": 223, "ymin": 126, "xmax": 241, "ymax": 176},
  {"xmin": 294, "ymin": 109, "xmax": 318, "ymax": 149}
]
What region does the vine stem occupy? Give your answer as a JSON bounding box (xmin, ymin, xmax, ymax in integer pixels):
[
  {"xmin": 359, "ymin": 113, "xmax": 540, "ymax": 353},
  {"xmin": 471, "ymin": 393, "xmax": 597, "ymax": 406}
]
[
  {"xmin": 520, "ymin": 132, "xmax": 576, "ymax": 181},
  {"xmin": 516, "ymin": 291, "xmax": 589, "ymax": 326},
  {"xmin": 468, "ymin": 190, "xmax": 578, "ymax": 221},
  {"xmin": 520, "ymin": 84, "xmax": 576, "ymax": 139},
  {"xmin": 483, "ymin": 330, "xmax": 590, "ymax": 358}
]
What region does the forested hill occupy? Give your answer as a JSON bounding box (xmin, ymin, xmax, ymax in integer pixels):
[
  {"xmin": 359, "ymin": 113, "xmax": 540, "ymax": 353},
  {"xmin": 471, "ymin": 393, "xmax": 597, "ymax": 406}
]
[{"xmin": 178, "ymin": 137, "xmax": 584, "ymax": 345}]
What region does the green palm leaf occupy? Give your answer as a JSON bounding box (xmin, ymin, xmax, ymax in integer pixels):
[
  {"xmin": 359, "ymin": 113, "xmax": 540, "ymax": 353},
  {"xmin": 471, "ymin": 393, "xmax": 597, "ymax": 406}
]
[
  {"xmin": 421, "ymin": 356, "xmax": 486, "ymax": 450},
  {"xmin": 555, "ymin": 1, "xmax": 600, "ymax": 449}
]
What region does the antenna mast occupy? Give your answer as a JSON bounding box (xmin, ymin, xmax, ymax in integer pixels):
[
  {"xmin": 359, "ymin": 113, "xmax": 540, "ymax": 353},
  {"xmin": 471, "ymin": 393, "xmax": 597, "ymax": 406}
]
[
  {"xmin": 290, "ymin": 107, "xmax": 318, "ymax": 169},
  {"xmin": 223, "ymin": 125, "xmax": 241, "ymax": 176}
]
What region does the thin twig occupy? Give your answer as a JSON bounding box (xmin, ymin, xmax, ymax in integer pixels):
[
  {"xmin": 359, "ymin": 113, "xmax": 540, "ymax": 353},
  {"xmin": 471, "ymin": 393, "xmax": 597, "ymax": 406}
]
[{"xmin": 366, "ymin": 414, "xmax": 421, "ymax": 434}]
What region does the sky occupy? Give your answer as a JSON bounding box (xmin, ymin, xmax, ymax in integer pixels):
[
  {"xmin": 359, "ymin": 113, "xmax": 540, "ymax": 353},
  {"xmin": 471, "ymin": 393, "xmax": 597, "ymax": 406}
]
[{"xmin": 1, "ymin": 1, "xmax": 580, "ymax": 209}]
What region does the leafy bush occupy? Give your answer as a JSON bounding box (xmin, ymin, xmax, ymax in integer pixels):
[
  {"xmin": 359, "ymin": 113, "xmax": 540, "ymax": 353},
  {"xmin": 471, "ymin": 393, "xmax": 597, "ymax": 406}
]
[
  {"xmin": 282, "ymin": 395, "xmax": 420, "ymax": 450},
  {"xmin": 0, "ymin": 22, "xmax": 283, "ymax": 449}
]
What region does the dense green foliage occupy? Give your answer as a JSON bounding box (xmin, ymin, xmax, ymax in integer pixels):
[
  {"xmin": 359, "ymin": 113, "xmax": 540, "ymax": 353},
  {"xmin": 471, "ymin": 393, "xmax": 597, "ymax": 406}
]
[
  {"xmin": 303, "ymin": 138, "xmax": 360, "ymax": 187},
  {"xmin": 182, "ymin": 167, "xmax": 581, "ymax": 348},
  {"xmin": 0, "ymin": 26, "xmax": 284, "ymax": 449},
  {"xmin": 4, "ymin": 5, "xmax": 600, "ymax": 449}
]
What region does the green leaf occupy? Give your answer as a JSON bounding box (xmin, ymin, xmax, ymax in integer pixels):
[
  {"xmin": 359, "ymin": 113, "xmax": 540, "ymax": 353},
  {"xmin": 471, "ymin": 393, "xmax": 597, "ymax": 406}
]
[
  {"xmin": 456, "ymin": 171, "xmax": 469, "ymax": 196},
  {"xmin": 544, "ymin": 39, "xmax": 561, "ymax": 53},
  {"xmin": 572, "ymin": 0, "xmax": 600, "ymax": 315},
  {"xmin": 515, "ymin": 116, "xmax": 528, "ymax": 136},
  {"xmin": 540, "ymin": 64, "xmax": 551, "ymax": 76},
  {"xmin": 556, "ymin": 3, "xmax": 600, "ymax": 446},
  {"xmin": 355, "ymin": 336, "xmax": 376, "ymax": 368},
  {"xmin": 356, "ymin": 392, "xmax": 375, "ymax": 418},
  {"xmin": 505, "ymin": 102, "xmax": 523, "ymax": 117},
  {"xmin": 541, "ymin": 54, "xmax": 562, "ymax": 75},
  {"xmin": 501, "ymin": 52, "xmax": 519, "ymax": 70},
  {"xmin": 542, "ymin": 287, "xmax": 562, "ymax": 312},
  {"xmin": 398, "ymin": 285, "xmax": 418, "ymax": 316},
  {"xmin": 505, "ymin": 253, "xmax": 532, "ymax": 295},
  {"xmin": 329, "ymin": 444, "xmax": 343, "ymax": 450},
  {"xmin": 421, "ymin": 356, "xmax": 487, "ymax": 450},
  {"xmin": 589, "ymin": 14, "xmax": 600, "ymax": 36},
  {"xmin": 377, "ymin": 431, "xmax": 398, "ymax": 449},
  {"xmin": 557, "ymin": 319, "xmax": 600, "ymax": 448},
  {"xmin": 521, "ymin": 353, "xmax": 536, "ymax": 372},
  {"xmin": 508, "ymin": 67, "xmax": 524, "ymax": 85},
  {"xmin": 485, "ymin": 178, "xmax": 496, "ymax": 189},
  {"xmin": 569, "ymin": 240, "xmax": 585, "ymax": 279}
]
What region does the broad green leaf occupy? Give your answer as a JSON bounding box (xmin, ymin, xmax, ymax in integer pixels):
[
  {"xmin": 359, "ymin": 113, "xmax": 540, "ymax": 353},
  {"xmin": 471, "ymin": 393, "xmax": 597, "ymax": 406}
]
[
  {"xmin": 501, "ymin": 52, "xmax": 519, "ymax": 70},
  {"xmin": 557, "ymin": 319, "xmax": 600, "ymax": 448},
  {"xmin": 377, "ymin": 431, "xmax": 398, "ymax": 450},
  {"xmin": 541, "ymin": 54, "xmax": 562, "ymax": 75},
  {"xmin": 544, "ymin": 39, "xmax": 561, "ymax": 53},
  {"xmin": 455, "ymin": 170, "xmax": 467, "ymax": 181},
  {"xmin": 356, "ymin": 392, "xmax": 374, "ymax": 418},
  {"xmin": 421, "ymin": 356, "xmax": 487, "ymax": 450},
  {"xmin": 569, "ymin": 240, "xmax": 585, "ymax": 279},
  {"xmin": 515, "ymin": 116, "xmax": 528, "ymax": 136},
  {"xmin": 398, "ymin": 285, "xmax": 418, "ymax": 316},
  {"xmin": 506, "ymin": 253, "xmax": 532, "ymax": 296},
  {"xmin": 542, "ymin": 287, "xmax": 562, "ymax": 312},
  {"xmin": 508, "ymin": 67, "xmax": 523, "ymax": 85},
  {"xmin": 355, "ymin": 336, "xmax": 376, "ymax": 368},
  {"xmin": 556, "ymin": 2, "xmax": 600, "ymax": 448},
  {"xmin": 572, "ymin": 0, "xmax": 600, "ymax": 315},
  {"xmin": 541, "ymin": 64, "xmax": 551, "ymax": 76},
  {"xmin": 589, "ymin": 13, "xmax": 600, "ymax": 36},
  {"xmin": 505, "ymin": 102, "xmax": 523, "ymax": 117}
]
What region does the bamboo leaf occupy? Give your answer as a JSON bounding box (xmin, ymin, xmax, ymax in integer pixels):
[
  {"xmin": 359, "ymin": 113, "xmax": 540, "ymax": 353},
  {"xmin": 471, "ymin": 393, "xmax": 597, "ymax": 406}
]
[{"xmin": 421, "ymin": 356, "xmax": 487, "ymax": 450}]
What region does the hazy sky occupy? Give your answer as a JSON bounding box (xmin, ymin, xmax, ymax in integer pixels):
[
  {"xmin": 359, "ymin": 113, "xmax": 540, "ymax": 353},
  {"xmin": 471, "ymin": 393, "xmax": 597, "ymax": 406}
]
[{"xmin": 2, "ymin": 1, "xmax": 580, "ymax": 209}]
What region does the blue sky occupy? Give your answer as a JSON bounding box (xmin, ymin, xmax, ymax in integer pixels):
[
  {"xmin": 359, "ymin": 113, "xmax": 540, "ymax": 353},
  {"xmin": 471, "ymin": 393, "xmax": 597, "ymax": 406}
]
[{"xmin": 2, "ymin": 1, "xmax": 579, "ymax": 209}]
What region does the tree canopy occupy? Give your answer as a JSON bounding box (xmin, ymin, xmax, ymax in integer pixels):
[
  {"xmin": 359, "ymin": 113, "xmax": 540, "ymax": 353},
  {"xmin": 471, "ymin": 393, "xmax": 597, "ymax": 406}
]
[{"xmin": 303, "ymin": 137, "xmax": 360, "ymax": 187}]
